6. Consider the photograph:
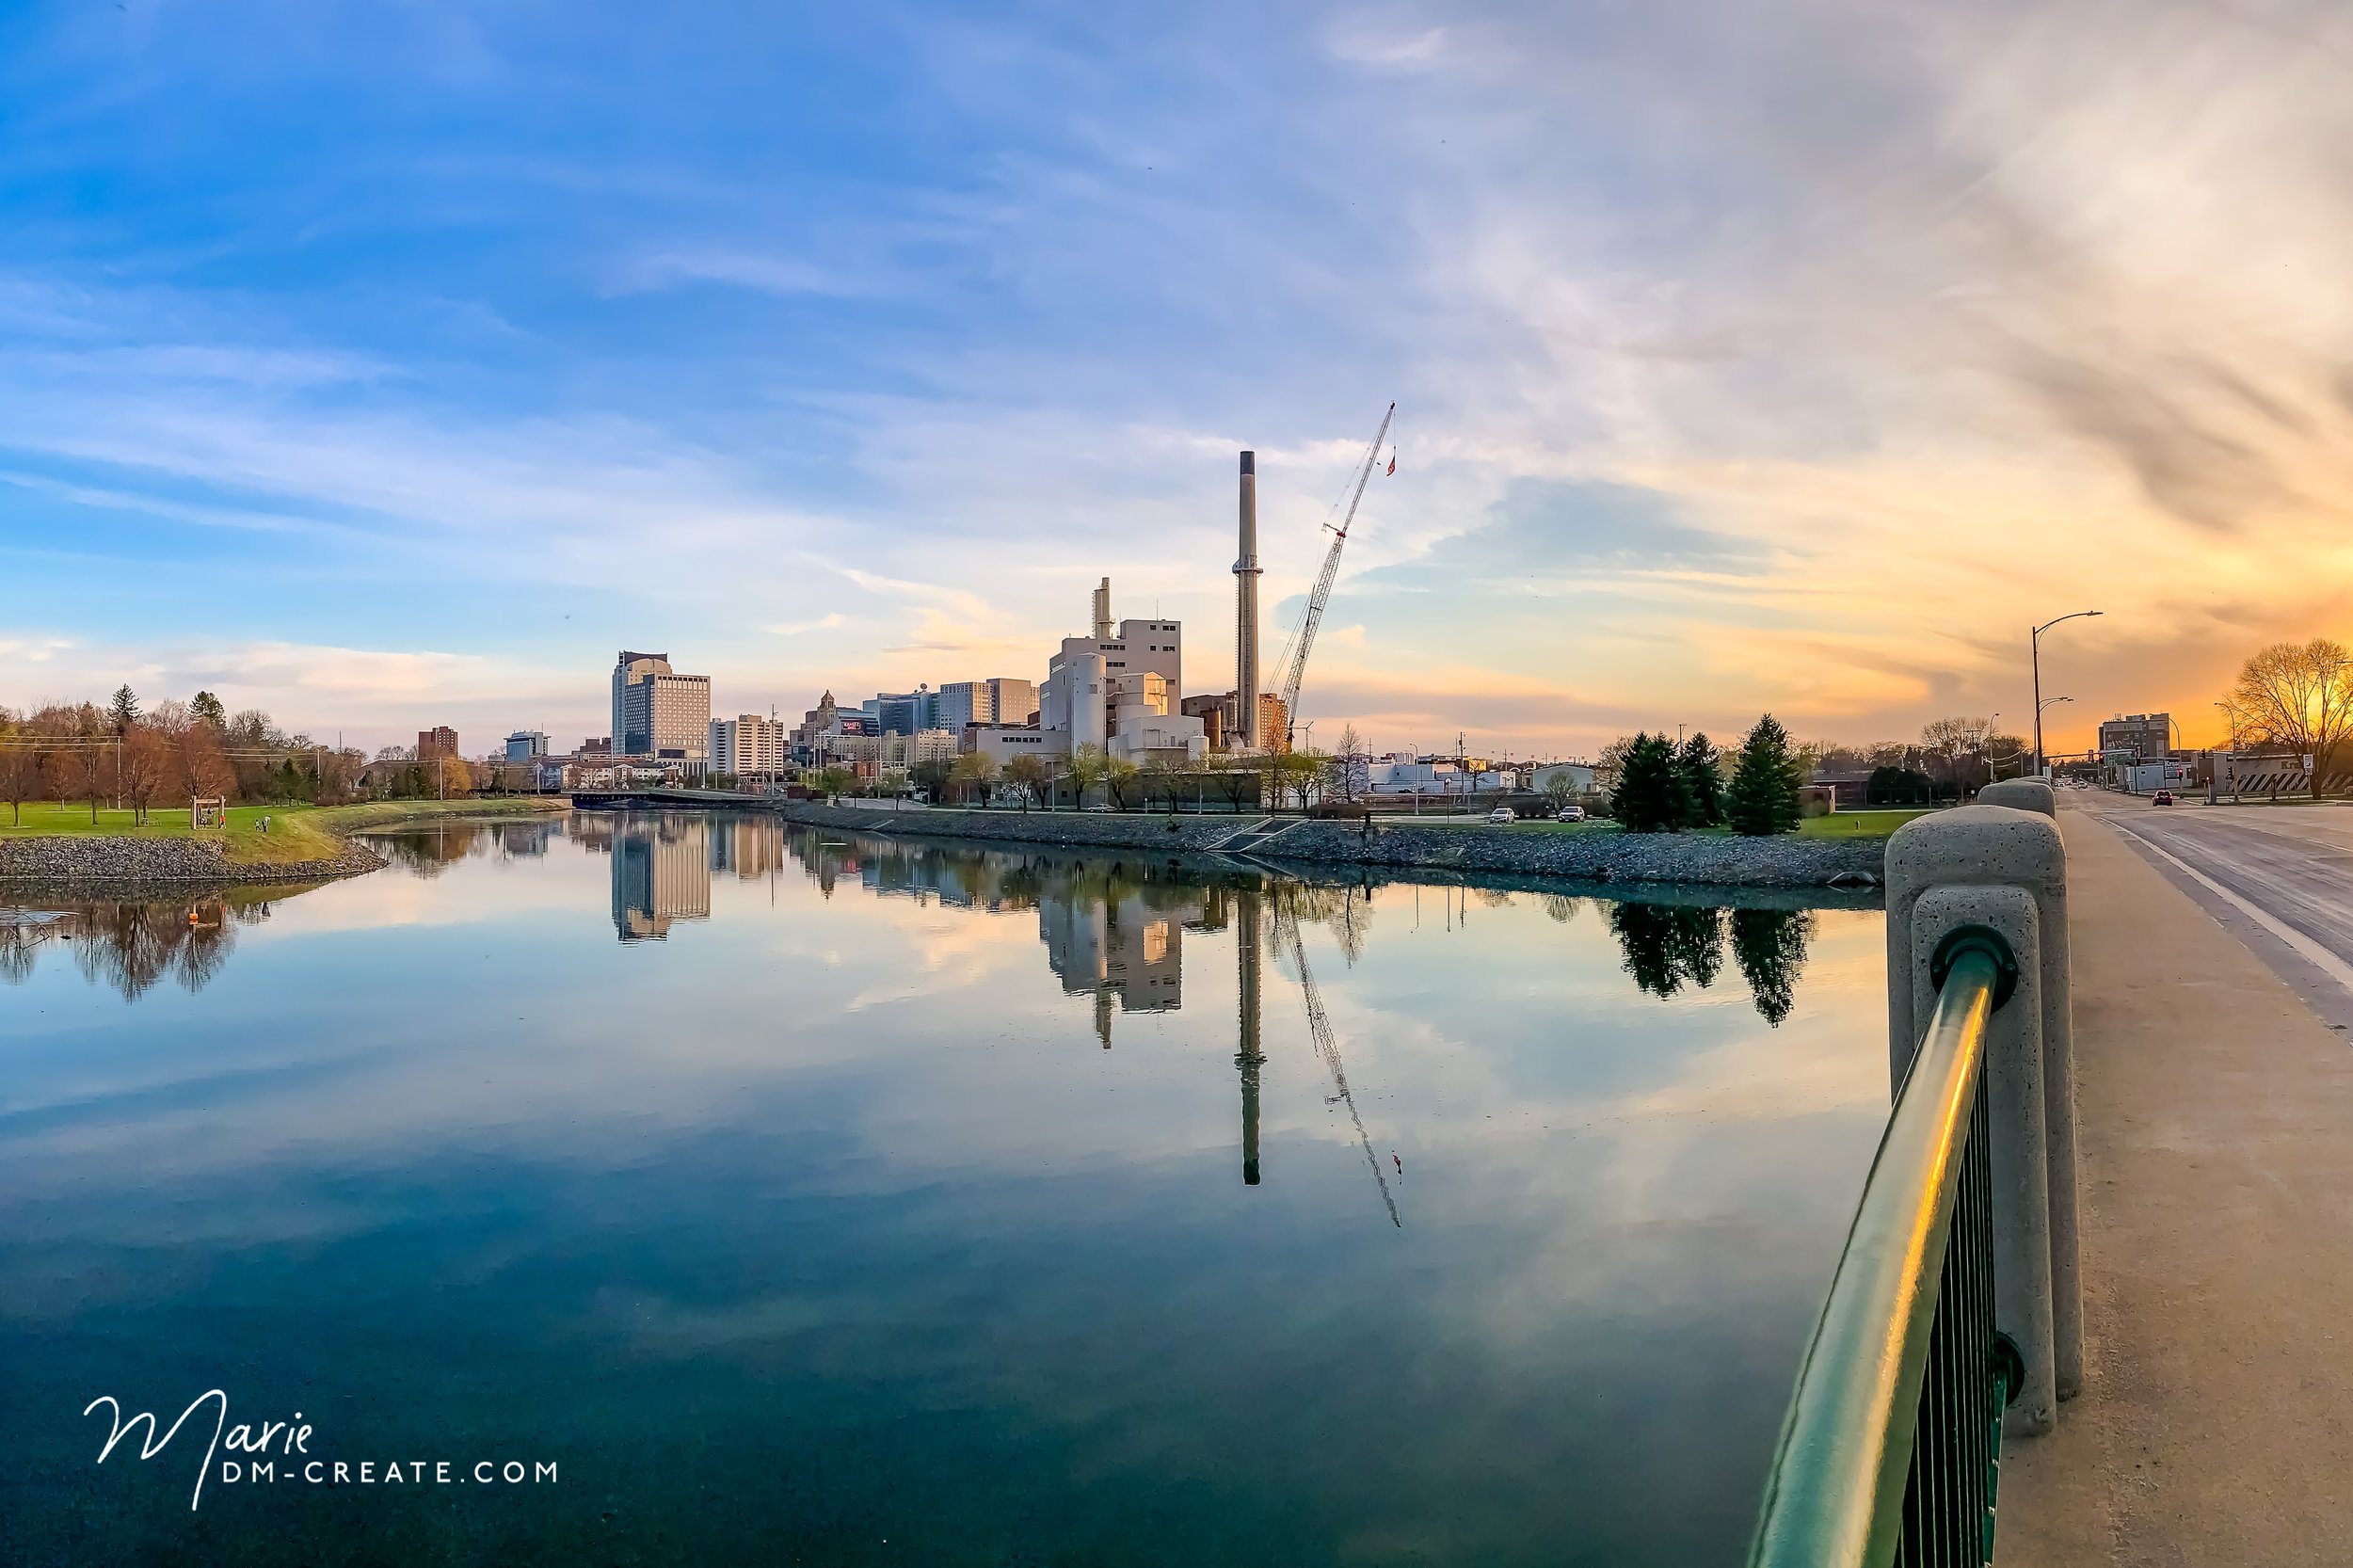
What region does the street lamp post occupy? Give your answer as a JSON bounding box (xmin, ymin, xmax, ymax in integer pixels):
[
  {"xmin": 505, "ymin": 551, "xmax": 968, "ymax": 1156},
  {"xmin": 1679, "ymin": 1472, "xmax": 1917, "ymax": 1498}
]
[
  {"xmin": 2036, "ymin": 696, "xmax": 2072, "ymax": 782},
  {"xmin": 2032, "ymin": 611, "xmax": 2103, "ymax": 777}
]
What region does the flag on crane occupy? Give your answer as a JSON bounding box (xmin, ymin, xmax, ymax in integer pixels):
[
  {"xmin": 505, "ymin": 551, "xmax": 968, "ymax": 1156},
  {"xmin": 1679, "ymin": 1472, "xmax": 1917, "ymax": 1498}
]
[{"xmin": 1385, "ymin": 452, "xmax": 1396, "ymax": 475}]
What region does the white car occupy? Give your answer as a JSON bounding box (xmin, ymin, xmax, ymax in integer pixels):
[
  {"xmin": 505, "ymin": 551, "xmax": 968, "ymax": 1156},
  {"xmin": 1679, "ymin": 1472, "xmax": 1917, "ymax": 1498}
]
[
  {"xmin": 1486, "ymin": 807, "xmax": 1516, "ymax": 824},
  {"xmin": 1558, "ymin": 805, "xmax": 1587, "ymax": 823}
]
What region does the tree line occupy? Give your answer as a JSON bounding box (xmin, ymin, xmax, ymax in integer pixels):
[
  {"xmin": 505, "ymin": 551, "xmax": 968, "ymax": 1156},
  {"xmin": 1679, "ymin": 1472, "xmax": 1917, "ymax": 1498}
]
[
  {"xmin": 0, "ymin": 686, "xmax": 372, "ymax": 824},
  {"xmin": 1604, "ymin": 715, "xmax": 1807, "ymax": 835}
]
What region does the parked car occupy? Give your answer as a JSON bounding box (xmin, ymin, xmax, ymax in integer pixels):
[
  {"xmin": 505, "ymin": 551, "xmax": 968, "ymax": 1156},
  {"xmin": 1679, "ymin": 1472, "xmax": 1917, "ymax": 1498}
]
[
  {"xmin": 1486, "ymin": 806, "xmax": 1516, "ymax": 824},
  {"xmin": 1558, "ymin": 805, "xmax": 1587, "ymax": 823},
  {"xmin": 2152, "ymin": 790, "xmax": 2174, "ymax": 806}
]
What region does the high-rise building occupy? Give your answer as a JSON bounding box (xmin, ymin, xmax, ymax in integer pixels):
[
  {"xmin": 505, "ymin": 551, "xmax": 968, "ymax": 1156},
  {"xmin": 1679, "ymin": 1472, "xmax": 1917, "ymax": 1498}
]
[
  {"xmin": 2097, "ymin": 712, "xmax": 2173, "ymax": 761},
  {"xmin": 504, "ymin": 730, "xmax": 550, "ymax": 762},
  {"xmin": 939, "ymin": 677, "xmax": 1042, "ymax": 735},
  {"xmin": 613, "ymin": 650, "xmax": 711, "ymax": 760},
  {"xmin": 710, "ymin": 714, "xmax": 788, "ymax": 776},
  {"xmin": 418, "ymin": 726, "xmax": 459, "ymax": 760},
  {"xmin": 612, "ymin": 651, "xmax": 670, "ymax": 754}
]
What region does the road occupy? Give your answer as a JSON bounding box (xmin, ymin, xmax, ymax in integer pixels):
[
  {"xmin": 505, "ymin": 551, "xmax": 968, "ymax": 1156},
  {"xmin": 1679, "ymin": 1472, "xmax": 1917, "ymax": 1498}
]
[{"xmin": 2070, "ymin": 787, "xmax": 2353, "ymax": 1031}]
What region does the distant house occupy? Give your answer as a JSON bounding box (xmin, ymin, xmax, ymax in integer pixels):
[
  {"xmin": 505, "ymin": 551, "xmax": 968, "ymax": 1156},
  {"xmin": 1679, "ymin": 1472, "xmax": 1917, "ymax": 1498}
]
[{"xmin": 1810, "ymin": 769, "xmax": 1876, "ymax": 809}]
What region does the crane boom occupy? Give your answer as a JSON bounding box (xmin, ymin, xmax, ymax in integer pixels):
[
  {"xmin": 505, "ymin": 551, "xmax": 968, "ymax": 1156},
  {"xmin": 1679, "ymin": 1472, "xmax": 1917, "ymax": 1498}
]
[
  {"xmin": 1276, "ymin": 402, "xmax": 1394, "ymax": 748},
  {"xmin": 1275, "ymin": 899, "xmax": 1401, "ymax": 1228}
]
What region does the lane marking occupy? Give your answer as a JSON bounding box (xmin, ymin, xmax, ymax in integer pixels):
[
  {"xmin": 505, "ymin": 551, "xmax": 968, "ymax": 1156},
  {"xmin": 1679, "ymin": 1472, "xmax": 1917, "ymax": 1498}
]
[{"xmin": 2106, "ymin": 819, "xmax": 2353, "ymax": 1001}]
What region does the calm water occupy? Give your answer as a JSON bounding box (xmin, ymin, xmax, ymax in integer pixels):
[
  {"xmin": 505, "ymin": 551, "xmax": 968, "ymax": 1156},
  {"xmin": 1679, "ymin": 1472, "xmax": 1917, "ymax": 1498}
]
[{"xmin": 1, "ymin": 810, "xmax": 1890, "ymax": 1566}]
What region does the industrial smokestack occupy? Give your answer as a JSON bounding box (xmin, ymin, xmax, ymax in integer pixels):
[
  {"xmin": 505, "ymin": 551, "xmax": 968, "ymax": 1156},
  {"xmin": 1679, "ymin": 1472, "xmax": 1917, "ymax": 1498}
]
[
  {"xmin": 1093, "ymin": 576, "xmax": 1113, "ymax": 641},
  {"xmin": 1234, "ymin": 451, "xmax": 1261, "ymax": 749}
]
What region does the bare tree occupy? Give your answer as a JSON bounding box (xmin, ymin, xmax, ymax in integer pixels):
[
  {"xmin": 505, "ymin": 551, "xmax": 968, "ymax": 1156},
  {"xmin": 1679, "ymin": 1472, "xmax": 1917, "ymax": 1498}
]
[
  {"xmin": 0, "ymin": 744, "xmax": 38, "ymax": 825},
  {"xmin": 2222, "ymin": 639, "xmax": 2353, "ymax": 791},
  {"xmin": 120, "ymin": 727, "xmax": 172, "ymax": 824}
]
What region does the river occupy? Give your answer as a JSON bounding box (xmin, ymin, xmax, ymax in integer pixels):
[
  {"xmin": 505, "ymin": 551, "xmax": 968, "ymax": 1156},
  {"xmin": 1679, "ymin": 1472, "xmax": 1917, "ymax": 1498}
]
[{"xmin": 0, "ymin": 808, "xmax": 1890, "ymax": 1566}]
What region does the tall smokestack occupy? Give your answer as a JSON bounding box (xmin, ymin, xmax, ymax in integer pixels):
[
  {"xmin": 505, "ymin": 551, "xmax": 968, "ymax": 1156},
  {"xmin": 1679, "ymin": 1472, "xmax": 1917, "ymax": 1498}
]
[
  {"xmin": 1234, "ymin": 452, "xmax": 1261, "ymax": 749},
  {"xmin": 1093, "ymin": 576, "xmax": 1113, "ymax": 641}
]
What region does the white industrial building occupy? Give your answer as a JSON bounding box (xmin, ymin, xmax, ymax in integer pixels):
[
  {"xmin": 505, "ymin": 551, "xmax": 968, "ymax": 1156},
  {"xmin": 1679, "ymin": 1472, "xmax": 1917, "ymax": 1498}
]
[
  {"xmin": 1035, "ymin": 578, "xmax": 1208, "ymax": 762},
  {"xmin": 1365, "ymin": 753, "xmax": 1523, "ymax": 795}
]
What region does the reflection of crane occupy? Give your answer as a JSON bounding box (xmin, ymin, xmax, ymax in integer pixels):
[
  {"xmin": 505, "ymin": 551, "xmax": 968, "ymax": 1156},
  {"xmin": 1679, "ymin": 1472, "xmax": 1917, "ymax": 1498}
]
[
  {"xmin": 1274, "ymin": 897, "xmax": 1401, "ymax": 1227},
  {"xmin": 1274, "ymin": 402, "xmax": 1395, "ymax": 750}
]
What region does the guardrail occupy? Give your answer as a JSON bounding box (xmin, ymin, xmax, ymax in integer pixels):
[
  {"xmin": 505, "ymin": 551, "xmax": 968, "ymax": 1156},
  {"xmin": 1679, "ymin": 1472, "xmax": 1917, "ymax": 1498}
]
[{"xmin": 1750, "ymin": 790, "xmax": 2077, "ymax": 1567}]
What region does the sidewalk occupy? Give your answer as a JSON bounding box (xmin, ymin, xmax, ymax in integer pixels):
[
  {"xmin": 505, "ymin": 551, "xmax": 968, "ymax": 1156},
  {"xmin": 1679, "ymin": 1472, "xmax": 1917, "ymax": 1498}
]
[{"xmin": 1999, "ymin": 805, "xmax": 2353, "ymax": 1564}]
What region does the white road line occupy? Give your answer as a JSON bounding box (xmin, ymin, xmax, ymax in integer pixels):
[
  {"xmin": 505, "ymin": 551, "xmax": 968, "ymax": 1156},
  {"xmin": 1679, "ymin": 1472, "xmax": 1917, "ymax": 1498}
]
[{"xmin": 2108, "ymin": 820, "xmax": 2353, "ymax": 1000}]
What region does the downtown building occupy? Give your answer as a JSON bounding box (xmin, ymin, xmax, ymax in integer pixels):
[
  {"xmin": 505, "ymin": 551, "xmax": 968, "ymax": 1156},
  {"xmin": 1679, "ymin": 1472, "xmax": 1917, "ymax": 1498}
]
[
  {"xmin": 611, "ymin": 650, "xmax": 712, "ymax": 764},
  {"xmin": 709, "ymin": 714, "xmax": 789, "ymax": 778}
]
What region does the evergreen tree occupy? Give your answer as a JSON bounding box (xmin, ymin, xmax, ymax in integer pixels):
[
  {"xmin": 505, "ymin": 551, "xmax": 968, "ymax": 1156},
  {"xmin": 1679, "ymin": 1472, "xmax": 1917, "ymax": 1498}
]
[
  {"xmin": 189, "ymin": 690, "xmax": 227, "ymax": 728},
  {"xmin": 1612, "ymin": 732, "xmax": 1692, "ymax": 832},
  {"xmin": 1677, "ymin": 732, "xmax": 1725, "ymax": 826},
  {"xmin": 108, "ymin": 684, "xmax": 140, "ymax": 733},
  {"xmin": 1728, "ymin": 712, "xmax": 1804, "ymax": 836}
]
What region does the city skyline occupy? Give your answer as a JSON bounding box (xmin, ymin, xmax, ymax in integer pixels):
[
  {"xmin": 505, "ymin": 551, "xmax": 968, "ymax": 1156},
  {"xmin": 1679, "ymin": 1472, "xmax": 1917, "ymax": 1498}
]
[{"xmin": 7, "ymin": 4, "xmax": 2348, "ymax": 758}]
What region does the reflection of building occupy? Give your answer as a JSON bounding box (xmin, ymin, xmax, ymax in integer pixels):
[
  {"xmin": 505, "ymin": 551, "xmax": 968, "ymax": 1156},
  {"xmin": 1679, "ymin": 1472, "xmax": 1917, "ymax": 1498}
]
[
  {"xmin": 610, "ymin": 815, "xmax": 713, "ymax": 941},
  {"xmin": 711, "ymin": 815, "xmax": 789, "ymax": 879},
  {"xmin": 1039, "ymin": 874, "xmax": 1185, "ymax": 1046}
]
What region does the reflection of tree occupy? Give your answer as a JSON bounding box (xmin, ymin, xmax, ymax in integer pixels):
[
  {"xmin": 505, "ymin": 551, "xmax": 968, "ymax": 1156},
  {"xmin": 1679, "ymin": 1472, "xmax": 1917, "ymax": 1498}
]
[
  {"xmin": 374, "ymin": 824, "xmax": 488, "ymax": 877},
  {"xmin": 1, "ymin": 896, "xmax": 266, "ymax": 1001},
  {"xmin": 1732, "ymin": 908, "xmax": 1815, "ymax": 1027},
  {"xmin": 1538, "ymin": 894, "xmax": 1584, "ymax": 926},
  {"xmin": 1608, "ymin": 902, "xmax": 1725, "ymax": 999}
]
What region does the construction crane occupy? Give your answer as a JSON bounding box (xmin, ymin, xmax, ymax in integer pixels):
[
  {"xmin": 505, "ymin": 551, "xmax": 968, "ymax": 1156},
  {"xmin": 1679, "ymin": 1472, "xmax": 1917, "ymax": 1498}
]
[
  {"xmin": 1274, "ymin": 402, "xmax": 1395, "ymax": 750},
  {"xmin": 1274, "ymin": 895, "xmax": 1401, "ymax": 1228}
]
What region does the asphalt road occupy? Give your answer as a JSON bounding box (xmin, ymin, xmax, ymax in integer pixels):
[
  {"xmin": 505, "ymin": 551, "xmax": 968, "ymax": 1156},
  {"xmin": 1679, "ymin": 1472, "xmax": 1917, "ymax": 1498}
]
[{"xmin": 2071, "ymin": 788, "xmax": 2353, "ymax": 1031}]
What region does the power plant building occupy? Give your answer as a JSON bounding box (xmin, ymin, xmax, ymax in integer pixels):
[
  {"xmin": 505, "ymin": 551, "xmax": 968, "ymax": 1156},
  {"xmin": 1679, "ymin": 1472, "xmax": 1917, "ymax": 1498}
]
[{"xmin": 1036, "ymin": 578, "xmax": 1207, "ymax": 762}]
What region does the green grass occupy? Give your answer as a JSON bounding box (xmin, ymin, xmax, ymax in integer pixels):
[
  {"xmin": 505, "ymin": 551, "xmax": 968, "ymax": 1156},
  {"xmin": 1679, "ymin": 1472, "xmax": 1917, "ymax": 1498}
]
[
  {"xmin": 1797, "ymin": 808, "xmax": 1934, "ymax": 839},
  {"xmin": 0, "ymin": 795, "xmax": 566, "ymax": 865}
]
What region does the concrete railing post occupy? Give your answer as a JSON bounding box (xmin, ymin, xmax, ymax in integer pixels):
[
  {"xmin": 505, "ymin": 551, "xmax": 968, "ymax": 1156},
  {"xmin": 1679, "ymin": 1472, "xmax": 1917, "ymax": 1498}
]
[
  {"xmin": 1970, "ymin": 778, "xmax": 2080, "ymax": 1400},
  {"xmin": 1887, "ymin": 804, "xmax": 2078, "ymax": 1435}
]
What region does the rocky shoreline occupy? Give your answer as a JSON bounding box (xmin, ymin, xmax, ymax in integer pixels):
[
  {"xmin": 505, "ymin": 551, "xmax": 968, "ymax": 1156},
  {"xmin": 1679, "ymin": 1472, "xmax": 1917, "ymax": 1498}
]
[
  {"xmin": 0, "ymin": 835, "xmax": 386, "ymax": 888},
  {"xmin": 768, "ymin": 802, "xmax": 1885, "ymax": 888}
]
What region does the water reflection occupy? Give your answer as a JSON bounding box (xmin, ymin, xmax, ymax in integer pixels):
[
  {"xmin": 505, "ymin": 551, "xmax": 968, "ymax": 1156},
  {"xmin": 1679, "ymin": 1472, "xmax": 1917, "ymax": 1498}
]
[
  {"xmin": 1606, "ymin": 900, "xmax": 1813, "ymax": 1020},
  {"xmin": 0, "ymin": 808, "xmax": 1890, "ymax": 1567},
  {"xmin": 0, "ymin": 893, "xmax": 282, "ymax": 1000}
]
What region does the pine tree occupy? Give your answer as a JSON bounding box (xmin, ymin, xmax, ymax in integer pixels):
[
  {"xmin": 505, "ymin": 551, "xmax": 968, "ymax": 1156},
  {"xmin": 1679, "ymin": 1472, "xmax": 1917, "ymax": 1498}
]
[
  {"xmin": 1678, "ymin": 732, "xmax": 1725, "ymax": 827},
  {"xmin": 108, "ymin": 684, "xmax": 140, "ymax": 733},
  {"xmin": 189, "ymin": 690, "xmax": 227, "ymax": 728},
  {"xmin": 1613, "ymin": 732, "xmax": 1692, "ymax": 832},
  {"xmin": 1728, "ymin": 712, "xmax": 1804, "ymax": 836}
]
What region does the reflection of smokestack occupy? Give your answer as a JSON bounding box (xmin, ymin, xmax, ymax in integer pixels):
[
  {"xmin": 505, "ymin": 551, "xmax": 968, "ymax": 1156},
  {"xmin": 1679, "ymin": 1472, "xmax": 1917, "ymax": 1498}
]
[
  {"xmin": 1237, "ymin": 886, "xmax": 1263, "ymax": 1185},
  {"xmin": 1093, "ymin": 576, "xmax": 1113, "ymax": 642},
  {"xmin": 1234, "ymin": 452, "xmax": 1261, "ymax": 749}
]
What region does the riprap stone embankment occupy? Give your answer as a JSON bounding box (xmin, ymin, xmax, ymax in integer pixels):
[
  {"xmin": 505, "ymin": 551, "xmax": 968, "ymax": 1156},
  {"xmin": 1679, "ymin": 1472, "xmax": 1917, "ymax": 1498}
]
[{"xmin": 771, "ymin": 803, "xmax": 1882, "ymax": 888}]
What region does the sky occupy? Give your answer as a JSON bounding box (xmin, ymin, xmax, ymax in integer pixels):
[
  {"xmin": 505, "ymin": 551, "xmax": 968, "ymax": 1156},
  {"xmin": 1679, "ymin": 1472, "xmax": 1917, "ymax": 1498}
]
[{"xmin": 5, "ymin": 0, "xmax": 2352, "ymax": 759}]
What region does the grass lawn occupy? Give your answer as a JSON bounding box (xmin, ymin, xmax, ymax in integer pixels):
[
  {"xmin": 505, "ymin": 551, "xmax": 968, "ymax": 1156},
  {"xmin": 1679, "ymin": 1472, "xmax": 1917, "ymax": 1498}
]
[
  {"xmin": 1798, "ymin": 808, "xmax": 1934, "ymax": 839},
  {"xmin": 0, "ymin": 796, "xmax": 566, "ymax": 865}
]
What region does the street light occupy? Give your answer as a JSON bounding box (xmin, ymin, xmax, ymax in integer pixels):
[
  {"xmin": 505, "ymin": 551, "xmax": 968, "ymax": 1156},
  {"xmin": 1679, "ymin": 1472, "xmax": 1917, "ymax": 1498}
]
[{"xmin": 2032, "ymin": 611, "xmax": 2103, "ymax": 776}]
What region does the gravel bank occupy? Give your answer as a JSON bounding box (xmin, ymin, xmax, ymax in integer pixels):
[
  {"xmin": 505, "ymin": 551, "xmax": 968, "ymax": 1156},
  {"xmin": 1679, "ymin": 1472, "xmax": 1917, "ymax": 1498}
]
[
  {"xmin": 0, "ymin": 835, "xmax": 384, "ymax": 888},
  {"xmin": 769, "ymin": 803, "xmax": 1883, "ymax": 888}
]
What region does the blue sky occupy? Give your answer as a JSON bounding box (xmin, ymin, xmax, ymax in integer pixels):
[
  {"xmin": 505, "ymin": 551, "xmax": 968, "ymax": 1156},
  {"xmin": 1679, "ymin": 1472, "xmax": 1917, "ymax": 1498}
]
[{"xmin": 7, "ymin": 1, "xmax": 2353, "ymax": 754}]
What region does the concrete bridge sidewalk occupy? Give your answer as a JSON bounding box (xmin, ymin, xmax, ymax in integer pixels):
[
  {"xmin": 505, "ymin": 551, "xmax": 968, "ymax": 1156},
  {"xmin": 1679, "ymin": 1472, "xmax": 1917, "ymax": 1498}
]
[{"xmin": 2001, "ymin": 801, "xmax": 2353, "ymax": 1564}]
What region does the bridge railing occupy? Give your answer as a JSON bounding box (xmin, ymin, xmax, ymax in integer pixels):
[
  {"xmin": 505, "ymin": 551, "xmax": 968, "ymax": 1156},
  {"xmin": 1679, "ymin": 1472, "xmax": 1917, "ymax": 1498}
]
[{"xmin": 1750, "ymin": 790, "xmax": 2076, "ymax": 1567}]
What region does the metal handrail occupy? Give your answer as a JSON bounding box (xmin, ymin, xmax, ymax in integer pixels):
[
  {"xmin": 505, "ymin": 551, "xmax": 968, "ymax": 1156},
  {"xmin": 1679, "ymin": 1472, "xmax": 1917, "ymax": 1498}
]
[{"xmin": 1749, "ymin": 944, "xmax": 2006, "ymax": 1568}]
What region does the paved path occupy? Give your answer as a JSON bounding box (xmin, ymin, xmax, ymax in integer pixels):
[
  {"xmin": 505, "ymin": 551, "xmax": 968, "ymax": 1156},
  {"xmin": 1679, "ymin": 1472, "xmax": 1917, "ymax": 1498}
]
[{"xmin": 2000, "ymin": 794, "xmax": 2353, "ymax": 1564}]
